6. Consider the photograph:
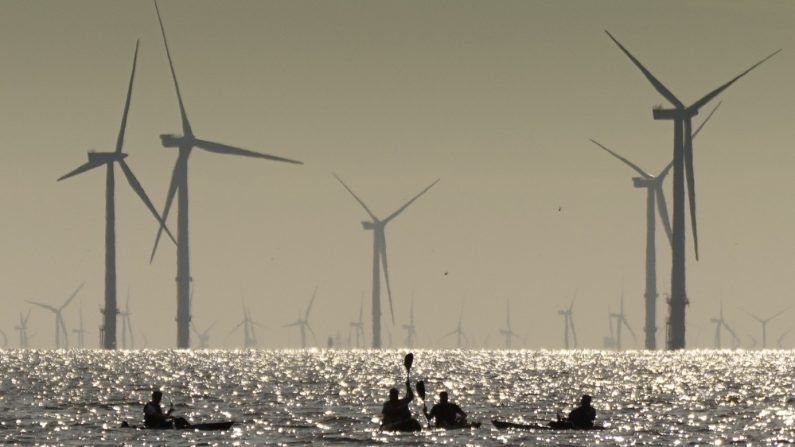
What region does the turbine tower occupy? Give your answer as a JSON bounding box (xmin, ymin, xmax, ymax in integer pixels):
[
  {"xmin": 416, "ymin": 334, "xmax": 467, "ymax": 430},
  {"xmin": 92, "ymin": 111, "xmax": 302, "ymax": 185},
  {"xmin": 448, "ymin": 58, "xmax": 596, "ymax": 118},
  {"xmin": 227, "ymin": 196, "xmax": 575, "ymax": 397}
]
[
  {"xmin": 499, "ymin": 300, "xmax": 518, "ymax": 349},
  {"xmin": 558, "ymin": 296, "xmax": 577, "ymax": 349},
  {"xmin": 15, "ymin": 310, "xmax": 31, "ymax": 348},
  {"xmin": 610, "ymin": 292, "xmax": 636, "ymax": 350},
  {"xmin": 27, "ymin": 283, "xmax": 84, "ymax": 349},
  {"xmin": 746, "ymin": 308, "xmax": 788, "ymax": 349},
  {"xmin": 58, "ymin": 42, "xmax": 174, "ymax": 350},
  {"xmin": 590, "ymin": 104, "xmax": 719, "ymax": 350},
  {"xmin": 606, "ymin": 31, "xmax": 779, "ymax": 349},
  {"xmin": 710, "ymin": 301, "xmax": 738, "ymax": 349},
  {"xmin": 441, "ymin": 303, "xmax": 467, "ymax": 348},
  {"xmin": 285, "ymin": 288, "xmax": 318, "ymax": 348},
  {"xmin": 333, "ymin": 174, "xmax": 439, "ymax": 348},
  {"xmin": 402, "ymin": 298, "xmax": 417, "ymax": 348},
  {"xmin": 119, "ymin": 289, "xmax": 135, "ymax": 349},
  {"xmin": 603, "ymin": 305, "xmax": 616, "ymax": 349},
  {"xmin": 349, "ymin": 295, "xmax": 365, "ymax": 348},
  {"xmin": 150, "ymin": 1, "xmax": 302, "ymax": 348},
  {"xmin": 72, "ymin": 301, "xmax": 87, "ymax": 349}
]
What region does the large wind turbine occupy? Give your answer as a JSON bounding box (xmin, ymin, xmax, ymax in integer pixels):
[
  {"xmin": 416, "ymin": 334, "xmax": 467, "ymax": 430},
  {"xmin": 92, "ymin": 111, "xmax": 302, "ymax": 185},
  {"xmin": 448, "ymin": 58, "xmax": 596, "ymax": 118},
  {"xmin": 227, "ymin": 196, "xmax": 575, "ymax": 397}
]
[
  {"xmin": 73, "ymin": 301, "xmax": 87, "ymax": 349},
  {"xmin": 591, "ymin": 103, "xmax": 719, "ymax": 350},
  {"xmin": 500, "ymin": 300, "xmax": 518, "ymax": 349},
  {"xmin": 27, "ymin": 283, "xmax": 84, "ymax": 349},
  {"xmin": 349, "ymin": 296, "xmax": 365, "ymax": 348},
  {"xmin": 610, "ymin": 292, "xmax": 636, "ymax": 350},
  {"xmin": 119, "ymin": 289, "xmax": 134, "ymax": 349},
  {"xmin": 285, "ymin": 288, "xmax": 318, "ymax": 348},
  {"xmin": 710, "ymin": 301, "xmax": 738, "ymax": 349},
  {"xmin": 150, "ymin": 1, "xmax": 302, "ymax": 349},
  {"xmin": 606, "ymin": 31, "xmax": 779, "ymax": 349},
  {"xmin": 746, "ymin": 308, "xmax": 788, "ymax": 349},
  {"xmin": 402, "ymin": 298, "xmax": 417, "ymax": 348},
  {"xmin": 558, "ymin": 296, "xmax": 577, "ymax": 349},
  {"xmin": 333, "ymin": 174, "xmax": 439, "ymax": 348},
  {"xmin": 441, "ymin": 303, "xmax": 467, "ymax": 348},
  {"xmin": 58, "ymin": 42, "xmax": 174, "ymax": 350},
  {"xmin": 15, "ymin": 310, "xmax": 31, "ymax": 348}
]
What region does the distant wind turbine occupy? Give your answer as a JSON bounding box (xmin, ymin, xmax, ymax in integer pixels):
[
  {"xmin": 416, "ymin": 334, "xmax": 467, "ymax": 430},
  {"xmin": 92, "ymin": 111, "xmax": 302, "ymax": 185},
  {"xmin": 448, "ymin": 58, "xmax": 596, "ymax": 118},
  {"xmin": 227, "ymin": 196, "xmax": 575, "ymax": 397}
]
[
  {"xmin": 500, "ymin": 300, "xmax": 518, "ymax": 349},
  {"xmin": 15, "ymin": 310, "xmax": 31, "ymax": 348},
  {"xmin": 333, "ymin": 174, "xmax": 439, "ymax": 348},
  {"xmin": 606, "ymin": 31, "xmax": 779, "ymax": 349},
  {"xmin": 441, "ymin": 303, "xmax": 467, "ymax": 348},
  {"xmin": 349, "ymin": 295, "xmax": 366, "ymax": 348},
  {"xmin": 119, "ymin": 289, "xmax": 135, "ymax": 349},
  {"xmin": 558, "ymin": 295, "xmax": 577, "ymax": 349},
  {"xmin": 402, "ymin": 298, "xmax": 416, "ymax": 348},
  {"xmin": 227, "ymin": 300, "xmax": 265, "ymax": 348},
  {"xmin": 191, "ymin": 320, "xmax": 217, "ymax": 349},
  {"xmin": 745, "ymin": 308, "xmax": 789, "ymax": 349},
  {"xmin": 285, "ymin": 288, "xmax": 318, "ymax": 348},
  {"xmin": 72, "ymin": 301, "xmax": 87, "ymax": 349},
  {"xmin": 57, "ymin": 41, "xmax": 174, "ymax": 350},
  {"xmin": 610, "ymin": 291, "xmax": 636, "ymax": 350},
  {"xmin": 150, "ymin": 0, "xmax": 302, "ymax": 349},
  {"xmin": 710, "ymin": 301, "xmax": 738, "ymax": 349},
  {"xmin": 27, "ymin": 283, "xmax": 84, "ymax": 349},
  {"xmin": 590, "ymin": 102, "xmax": 719, "ymax": 350}
]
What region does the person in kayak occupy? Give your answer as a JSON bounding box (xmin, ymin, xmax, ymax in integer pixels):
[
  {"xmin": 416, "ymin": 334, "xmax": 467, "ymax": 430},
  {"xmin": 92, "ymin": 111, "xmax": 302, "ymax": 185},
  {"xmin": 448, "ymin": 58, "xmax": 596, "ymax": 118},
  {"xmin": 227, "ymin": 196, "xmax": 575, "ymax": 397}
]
[
  {"xmin": 422, "ymin": 391, "xmax": 468, "ymax": 428},
  {"xmin": 381, "ymin": 380, "xmax": 415, "ymax": 425},
  {"xmin": 564, "ymin": 394, "xmax": 596, "ymax": 428},
  {"xmin": 144, "ymin": 390, "xmax": 188, "ymax": 429}
]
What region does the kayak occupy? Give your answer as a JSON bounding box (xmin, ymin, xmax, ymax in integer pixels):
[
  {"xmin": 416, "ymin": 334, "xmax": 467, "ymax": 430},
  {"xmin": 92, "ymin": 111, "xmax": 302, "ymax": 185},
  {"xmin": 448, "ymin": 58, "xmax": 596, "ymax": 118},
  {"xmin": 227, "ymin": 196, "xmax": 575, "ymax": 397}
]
[
  {"xmin": 436, "ymin": 421, "xmax": 481, "ymax": 430},
  {"xmin": 492, "ymin": 419, "xmax": 604, "ymax": 430},
  {"xmin": 380, "ymin": 418, "xmax": 423, "ymax": 432},
  {"xmin": 120, "ymin": 420, "xmax": 235, "ymax": 431}
]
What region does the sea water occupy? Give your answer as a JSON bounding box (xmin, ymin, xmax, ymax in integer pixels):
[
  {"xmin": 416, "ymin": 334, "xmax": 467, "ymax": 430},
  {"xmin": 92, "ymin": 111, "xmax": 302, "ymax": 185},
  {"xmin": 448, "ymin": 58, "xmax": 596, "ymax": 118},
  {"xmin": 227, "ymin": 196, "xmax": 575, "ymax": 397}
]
[{"xmin": 0, "ymin": 349, "xmax": 793, "ymax": 445}]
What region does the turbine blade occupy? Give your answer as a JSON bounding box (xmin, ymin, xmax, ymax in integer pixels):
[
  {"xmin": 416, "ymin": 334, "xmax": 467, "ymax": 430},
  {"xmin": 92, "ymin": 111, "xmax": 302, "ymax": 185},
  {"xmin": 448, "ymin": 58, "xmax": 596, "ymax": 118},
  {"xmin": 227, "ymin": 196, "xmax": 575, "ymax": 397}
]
[
  {"xmin": 57, "ymin": 160, "xmax": 106, "ymax": 182},
  {"xmin": 61, "ymin": 282, "xmax": 85, "ymax": 310},
  {"xmin": 193, "ymin": 139, "xmax": 302, "ymax": 164},
  {"xmin": 383, "ymin": 179, "xmax": 440, "ymax": 223},
  {"xmin": 332, "ymin": 173, "xmax": 377, "ymax": 221},
  {"xmin": 26, "ymin": 301, "xmax": 57, "ymax": 313},
  {"xmin": 770, "ymin": 307, "xmax": 790, "ymax": 322},
  {"xmin": 116, "ymin": 40, "xmax": 139, "ymax": 153},
  {"xmin": 150, "ymin": 157, "xmax": 183, "ymax": 262},
  {"xmin": 569, "ymin": 318, "xmax": 578, "ymax": 347},
  {"xmin": 154, "ymin": 0, "xmax": 192, "ymax": 136},
  {"xmin": 119, "ymin": 160, "xmax": 177, "ymax": 245},
  {"xmin": 377, "ymin": 230, "xmax": 395, "ymax": 325},
  {"xmin": 691, "ymin": 101, "xmax": 721, "ymax": 139},
  {"xmin": 604, "ymin": 30, "xmax": 683, "ymax": 108},
  {"xmin": 589, "ymin": 139, "xmax": 650, "ymax": 178},
  {"xmin": 689, "ymin": 50, "xmax": 781, "ymax": 112},
  {"xmin": 190, "ymin": 322, "xmax": 201, "ymax": 337},
  {"xmin": 226, "ymin": 320, "xmax": 245, "ymax": 338},
  {"xmin": 683, "ymin": 119, "xmax": 699, "ymax": 260},
  {"xmin": 655, "ymin": 186, "xmax": 673, "ymax": 246},
  {"xmin": 305, "ymin": 286, "xmax": 318, "ymax": 321}
]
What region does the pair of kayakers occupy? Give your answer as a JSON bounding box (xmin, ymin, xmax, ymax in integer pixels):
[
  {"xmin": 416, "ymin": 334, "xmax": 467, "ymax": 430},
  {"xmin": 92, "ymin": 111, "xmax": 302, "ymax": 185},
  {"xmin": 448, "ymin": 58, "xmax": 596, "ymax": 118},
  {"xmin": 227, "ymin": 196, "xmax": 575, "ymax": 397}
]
[{"xmin": 381, "ymin": 380, "xmax": 468, "ymax": 429}]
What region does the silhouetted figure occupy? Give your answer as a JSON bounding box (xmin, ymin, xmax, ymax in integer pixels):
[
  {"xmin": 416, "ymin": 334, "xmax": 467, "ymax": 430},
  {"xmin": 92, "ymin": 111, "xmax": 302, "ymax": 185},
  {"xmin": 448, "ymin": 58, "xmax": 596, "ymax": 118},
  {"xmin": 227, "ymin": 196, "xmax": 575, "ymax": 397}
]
[
  {"xmin": 423, "ymin": 391, "xmax": 467, "ymax": 428},
  {"xmin": 381, "ymin": 380, "xmax": 415, "ymax": 425},
  {"xmin": 562, "ymin": 394, "xmax": 596, "ymax": 429},
  {"xmin": 144, "ymin": 390, "xmax": 188, "ymax": 429}
]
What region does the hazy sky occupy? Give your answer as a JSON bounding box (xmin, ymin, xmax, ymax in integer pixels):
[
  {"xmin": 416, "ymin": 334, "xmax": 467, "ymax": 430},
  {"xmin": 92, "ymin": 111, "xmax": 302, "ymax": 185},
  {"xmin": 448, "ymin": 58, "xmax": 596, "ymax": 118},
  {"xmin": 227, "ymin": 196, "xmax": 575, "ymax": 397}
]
[{"xmin": 1, "ymin": 0, "xmax": 793, "ymax": 349}]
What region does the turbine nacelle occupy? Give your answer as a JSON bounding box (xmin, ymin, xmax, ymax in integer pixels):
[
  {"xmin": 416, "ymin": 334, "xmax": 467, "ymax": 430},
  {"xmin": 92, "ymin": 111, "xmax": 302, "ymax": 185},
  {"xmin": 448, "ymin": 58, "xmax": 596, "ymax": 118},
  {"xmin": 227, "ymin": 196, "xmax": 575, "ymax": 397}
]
[
  {"xmin": 362, "ymin": 221, "xmax": 377, "ymax": 230},
  {"xmin": 632, "ymin": 177, "xmax": 656, "ymax": 188},
  {"xmin": 87, "ymin": 152, "xmax": 127, "ymax": 163},
  {"xmin": 652, "ymin": 107, "xmax": 696, "ymax": 121},
  {"xmin": 159, "ymin": 133, "xmax": 187, "ymax": 148}
]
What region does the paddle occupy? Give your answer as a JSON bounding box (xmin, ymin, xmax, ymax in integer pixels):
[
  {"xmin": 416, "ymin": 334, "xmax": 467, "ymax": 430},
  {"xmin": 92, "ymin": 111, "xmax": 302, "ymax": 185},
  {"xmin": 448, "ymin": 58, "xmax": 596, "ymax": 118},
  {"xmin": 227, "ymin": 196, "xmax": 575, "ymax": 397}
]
[
  {"xmin": 416, "ymin": 380, "xmax": 431, "ymax": 427},
  {"xmin": 404, "ymin": 352, "xmax": 414, "ymax": 381}
]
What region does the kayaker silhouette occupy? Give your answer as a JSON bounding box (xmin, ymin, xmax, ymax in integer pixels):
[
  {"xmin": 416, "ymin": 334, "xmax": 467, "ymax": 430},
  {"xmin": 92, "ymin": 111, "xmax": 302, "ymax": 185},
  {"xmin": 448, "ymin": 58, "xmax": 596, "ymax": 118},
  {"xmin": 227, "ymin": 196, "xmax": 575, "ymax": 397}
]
[
  {"xmin": 557, "ymin": 394, "xmax": 596, "ymax": 429},
  {"xmin": 144, "ymin": 390, "xmax": 188, "ymax": 429},
  {"xmin": 422, "ymin": 391, "xmax": 468, "ymax": 428},
  {"xmin": 381, "ymin": 380, "xmax": 415, "ymax": 426}
]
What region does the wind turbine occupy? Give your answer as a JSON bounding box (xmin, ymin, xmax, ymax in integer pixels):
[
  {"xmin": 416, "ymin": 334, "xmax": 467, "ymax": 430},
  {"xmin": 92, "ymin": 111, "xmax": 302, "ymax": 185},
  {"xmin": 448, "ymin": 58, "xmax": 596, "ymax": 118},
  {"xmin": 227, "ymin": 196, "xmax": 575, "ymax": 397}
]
[
  {"xmin": 349, "ymin": 295, "xmax": 365, "ymax": 348},
  {"xmin": 603, "ymin": 305, "xmax": 616, "ymax": 349},
  {"xmin": 745, "ymin": 308, "xmax": 789, "ymax": 349},
  {"xmin": 150, "ymin": 1, "xmax": 302, "ymax": 349},
  {"xmin": 72, "ymin": 301, "xmax": 87, "ymax": 349},
  {"xmin": 606, "ymin": 31, "xmax": 779, "ymax": 350},
  {"xmin": 27, "ymin": 283, "xmax": 84, "ymax": 349},
  {"xmin": 402, "ymin": 298, "xmax": 416, "ymax": 348},
  {"xmin": 333, "ymin": 174, "xmax": 439, "ymax": 349},
  {"xmin": 610, "ymin": 291, "xmax": 637, "ymax": 350},
  {"xmin": 191, "ymin": 320, "xmax": 216, "ymax": 349},
  {"xmin": 558, "ymin": 295, "xmax": 578, "ymax": 349},
  {"xmin": 284, "ymin": 288, "xmax": 318, "ymax": 348},
  {"xmin": 441, "ymin": 303, "xmax": 467, "ymax": 348},
  {"xmin": 58, "ymin": 42, "xmax": 174, "ymax": 350},
  {"xmin": 710, "ymin": 302, "xmax": 740, "ymax": 349},
  {"xmin": 119, "ymin": 288, "xmax": 134, "ymax": 349},
  {"xmin": 227, "ymin": 300, "xmax": 264, "ymax": 348},
  {"xmin": 15, "ymin": 310, "xmax": 31, "ymax": 348},
  {"xmin": 590, "ymin": 103, "xmax": 719, "ymax": 350},
  {"xmin": 499, "ymin": 300, "xmax": 518, "ymax": 349}
]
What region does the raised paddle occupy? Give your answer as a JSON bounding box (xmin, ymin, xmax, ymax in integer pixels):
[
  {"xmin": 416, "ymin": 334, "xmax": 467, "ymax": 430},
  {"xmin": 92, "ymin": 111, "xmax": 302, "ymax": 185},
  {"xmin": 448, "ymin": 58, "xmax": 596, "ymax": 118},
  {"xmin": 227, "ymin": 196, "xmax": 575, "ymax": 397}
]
[
  {"xmin": 416, "ymin": 380, "xmax": 430, "ymax": 427},
  {"xmin": 404, "ymin": 353, "xmax": 414, "ymax": 381}
]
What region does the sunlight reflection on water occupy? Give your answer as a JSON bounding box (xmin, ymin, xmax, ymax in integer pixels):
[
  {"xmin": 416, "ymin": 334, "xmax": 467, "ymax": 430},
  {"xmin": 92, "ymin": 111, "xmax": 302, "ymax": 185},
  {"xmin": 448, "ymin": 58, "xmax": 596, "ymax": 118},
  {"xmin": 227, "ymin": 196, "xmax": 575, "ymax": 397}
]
[{"xmin": 0, "ymin": 349, "xmax": 793, "ymax": 445}]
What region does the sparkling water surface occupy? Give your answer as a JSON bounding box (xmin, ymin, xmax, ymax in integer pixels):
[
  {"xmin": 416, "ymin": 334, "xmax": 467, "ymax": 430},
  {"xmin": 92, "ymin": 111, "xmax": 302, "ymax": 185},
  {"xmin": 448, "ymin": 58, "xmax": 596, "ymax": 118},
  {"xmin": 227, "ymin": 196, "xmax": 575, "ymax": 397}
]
[{"xmin": 1, "ymin": 350, "xmax": 794, "ymax": 445}]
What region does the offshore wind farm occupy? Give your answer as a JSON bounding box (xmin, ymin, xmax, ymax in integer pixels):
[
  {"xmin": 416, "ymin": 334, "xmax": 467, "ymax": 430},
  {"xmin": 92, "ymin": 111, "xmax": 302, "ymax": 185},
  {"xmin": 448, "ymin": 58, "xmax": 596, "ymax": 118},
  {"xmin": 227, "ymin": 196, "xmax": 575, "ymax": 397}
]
[{"xmin": 1, "ymin": 0, "xmax": 795, "ymax": 444}]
